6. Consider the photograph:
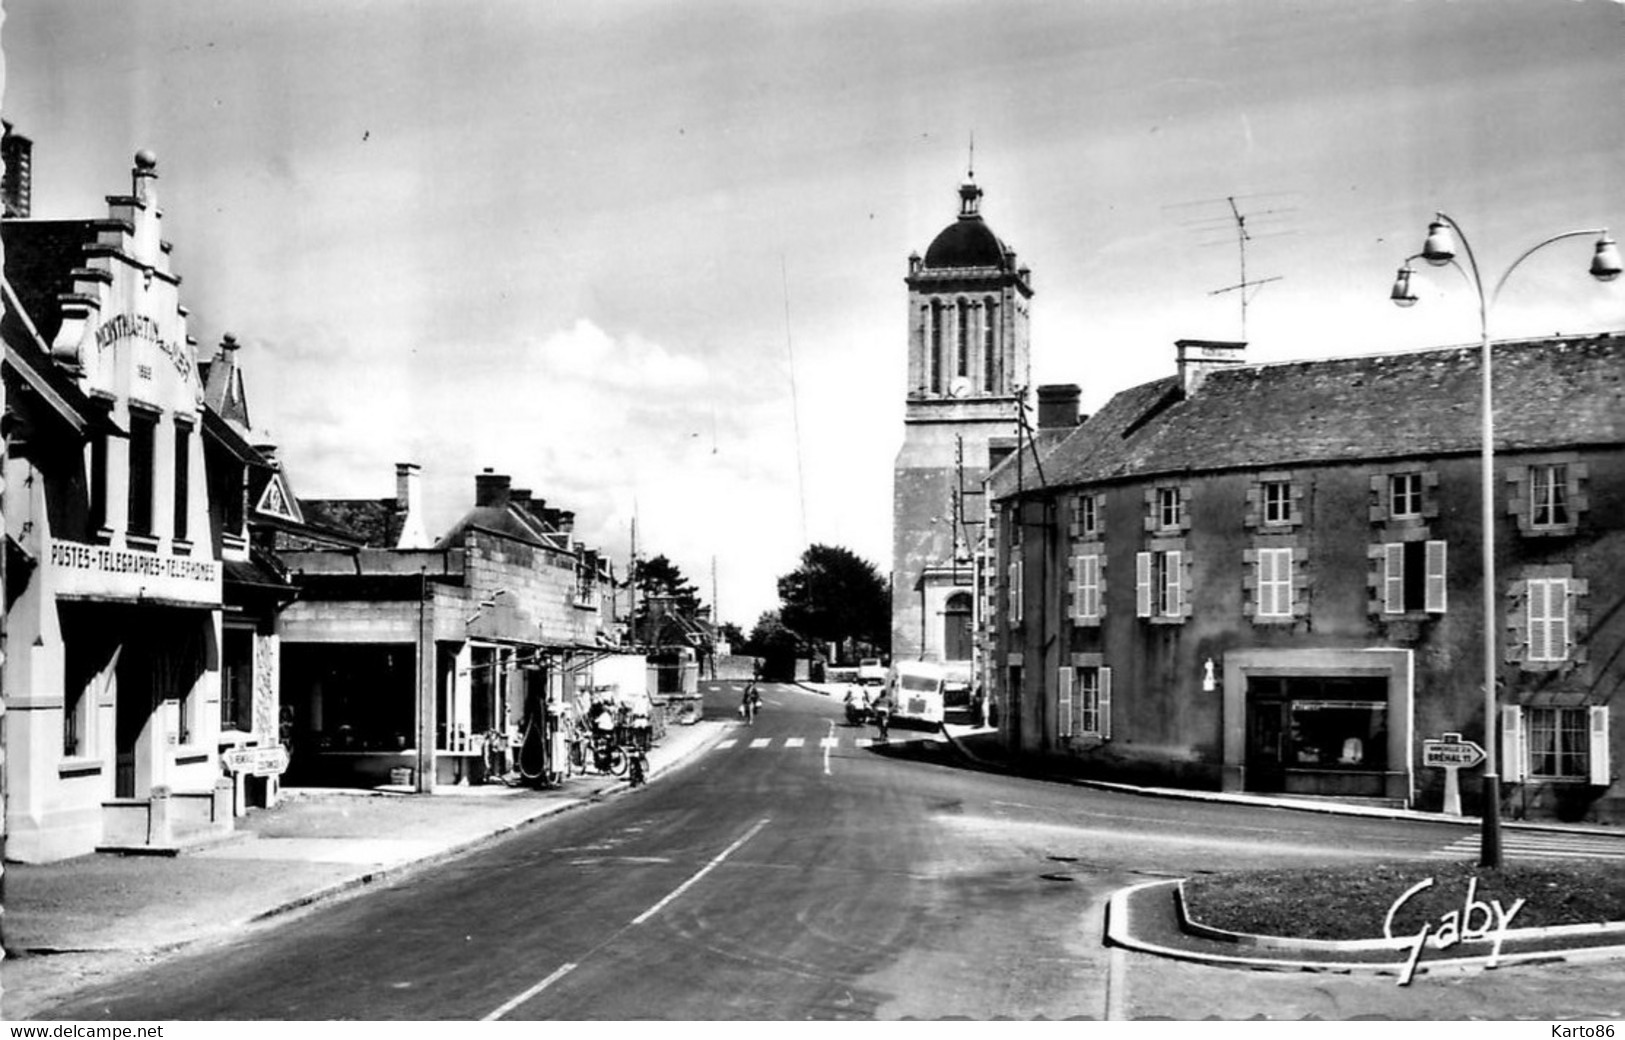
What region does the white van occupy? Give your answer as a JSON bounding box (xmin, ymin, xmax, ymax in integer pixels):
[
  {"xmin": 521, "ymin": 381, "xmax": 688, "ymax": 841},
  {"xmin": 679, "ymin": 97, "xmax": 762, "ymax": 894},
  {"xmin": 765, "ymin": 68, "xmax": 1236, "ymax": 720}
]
[{"xmin": 889, "ymin": 660, "xmax": 972, "ymax": 728}]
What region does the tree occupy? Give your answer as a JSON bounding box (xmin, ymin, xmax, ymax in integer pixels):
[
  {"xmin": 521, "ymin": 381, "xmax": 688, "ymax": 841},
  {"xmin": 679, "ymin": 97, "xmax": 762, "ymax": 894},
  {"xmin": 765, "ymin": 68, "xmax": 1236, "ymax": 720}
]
[
  {"xmin": 776, "ymin": 544, "xmax": 889, "ymax": 655},
  {"xmin": 633, "ymin": 554, "xmax": 700, "ymax": 603},
  {"xmin": 744, "ymin": 610, "xmax": 803, "ymax": 682},
  {"xmin": 716, "ymin": 621, "xmax": 745, "ymax": 650}
]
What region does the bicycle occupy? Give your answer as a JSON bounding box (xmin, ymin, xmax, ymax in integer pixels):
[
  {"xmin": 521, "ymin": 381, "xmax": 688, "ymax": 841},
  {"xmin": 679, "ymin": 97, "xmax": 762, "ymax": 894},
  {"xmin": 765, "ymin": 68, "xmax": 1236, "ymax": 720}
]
[{"xmin": 624, "ymin": 743, "xmax": 649, "ymax": 787}]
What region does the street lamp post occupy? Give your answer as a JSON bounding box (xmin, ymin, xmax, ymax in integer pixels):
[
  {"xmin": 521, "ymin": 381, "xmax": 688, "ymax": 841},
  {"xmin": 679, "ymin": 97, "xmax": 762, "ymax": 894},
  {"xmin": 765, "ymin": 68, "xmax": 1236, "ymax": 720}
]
[{"xmin": 1390, "ymin": 213, "xmax": 1621, "ymax": 868}]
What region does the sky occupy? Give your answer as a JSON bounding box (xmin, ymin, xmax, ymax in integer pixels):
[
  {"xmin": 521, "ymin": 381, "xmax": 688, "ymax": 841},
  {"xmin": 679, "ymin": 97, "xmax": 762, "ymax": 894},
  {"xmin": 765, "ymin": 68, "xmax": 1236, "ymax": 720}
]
[{"xmin": 3, "ymin": 0, "xmax": 1623, "ymax": 630}]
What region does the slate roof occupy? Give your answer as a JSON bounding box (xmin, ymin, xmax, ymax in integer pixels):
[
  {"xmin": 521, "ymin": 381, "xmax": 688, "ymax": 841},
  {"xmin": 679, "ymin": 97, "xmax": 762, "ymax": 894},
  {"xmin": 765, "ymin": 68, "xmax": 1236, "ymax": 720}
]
[
  {"xmin": 1, "ymin": 219, "xmax": 102, "ymax": 342},
  {"xmin": 992, "ymin": 333, "xmax": 1625, "ymax": 499},
  {"xmin": 297, "ymin": 498, "xmax": 403, "ymax": 549},
  {"xmin": 434, "ymin": 505, "xmax": 569, "ymax": 552},
  {"xmin": 1, "ymin": 279, "xmax": 120, "ymax": 439}
]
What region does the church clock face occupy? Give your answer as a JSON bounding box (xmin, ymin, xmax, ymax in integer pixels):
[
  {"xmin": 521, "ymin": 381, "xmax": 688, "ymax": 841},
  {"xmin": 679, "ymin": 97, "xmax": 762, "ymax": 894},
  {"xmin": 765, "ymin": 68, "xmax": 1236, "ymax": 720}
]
[{"xmin": 950, "ymin": 376, "xmax": 972, "ymax": 398}]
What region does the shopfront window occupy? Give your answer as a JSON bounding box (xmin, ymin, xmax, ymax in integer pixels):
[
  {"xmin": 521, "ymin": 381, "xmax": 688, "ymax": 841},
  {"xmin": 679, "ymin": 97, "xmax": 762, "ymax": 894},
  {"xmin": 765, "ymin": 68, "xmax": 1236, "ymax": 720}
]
[
  {"xmin": 221, "ymin": 627, "xmax": 254, "ymax": 733},
  {"xmin": 1288, "ymin": 697, "xmax": 1388, "ymax": 770}
]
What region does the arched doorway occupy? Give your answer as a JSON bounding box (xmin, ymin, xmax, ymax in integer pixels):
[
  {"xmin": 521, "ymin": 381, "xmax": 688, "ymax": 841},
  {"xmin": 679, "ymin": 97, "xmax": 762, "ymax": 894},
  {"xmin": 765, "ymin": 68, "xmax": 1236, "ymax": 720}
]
[{"xmin": 944, "ymin": 591, "xmax": 972, "ymax": 661}]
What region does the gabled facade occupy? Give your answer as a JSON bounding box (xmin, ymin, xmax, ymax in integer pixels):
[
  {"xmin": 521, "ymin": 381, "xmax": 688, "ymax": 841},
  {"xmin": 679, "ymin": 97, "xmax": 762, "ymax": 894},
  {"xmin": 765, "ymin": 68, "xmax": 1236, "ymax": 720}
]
[
  {"xmin": 990, "ymin": 334, "xmax": 1625, "ymax": 824},
  {"xmin": 2, "ymin": 153, "xmax": 231, "ymax": 860}
]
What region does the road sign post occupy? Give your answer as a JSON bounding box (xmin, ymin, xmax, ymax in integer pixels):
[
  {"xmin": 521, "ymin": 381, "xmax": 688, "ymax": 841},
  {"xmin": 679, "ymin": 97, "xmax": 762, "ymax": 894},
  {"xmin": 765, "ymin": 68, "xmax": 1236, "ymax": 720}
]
[{"xmin": 1423, "ymin": 731, "xmax": 1486, "ymax": 817}]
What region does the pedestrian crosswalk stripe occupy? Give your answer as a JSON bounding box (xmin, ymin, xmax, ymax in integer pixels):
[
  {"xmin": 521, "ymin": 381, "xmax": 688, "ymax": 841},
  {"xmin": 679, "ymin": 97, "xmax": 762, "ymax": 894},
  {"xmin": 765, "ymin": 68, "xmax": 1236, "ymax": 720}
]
[
  {"xmin": 712, "ymin": 734, "xmax": 944, "ymax": 753},
  {"xmin": 1431, "ymin": 832, "xmax": 1625, "ymax": 861}
]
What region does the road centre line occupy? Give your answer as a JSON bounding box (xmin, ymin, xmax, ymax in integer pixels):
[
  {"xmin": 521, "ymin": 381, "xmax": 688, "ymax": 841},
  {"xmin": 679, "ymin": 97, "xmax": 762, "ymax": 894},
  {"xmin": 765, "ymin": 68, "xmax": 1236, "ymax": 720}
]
[
  {"xmin": 631, "ymin": 818, "xmax": 772, "ymax": 926},
  {"xmin": 482, "ymin": 962, "xmax": 578, "ymax": 1021}
]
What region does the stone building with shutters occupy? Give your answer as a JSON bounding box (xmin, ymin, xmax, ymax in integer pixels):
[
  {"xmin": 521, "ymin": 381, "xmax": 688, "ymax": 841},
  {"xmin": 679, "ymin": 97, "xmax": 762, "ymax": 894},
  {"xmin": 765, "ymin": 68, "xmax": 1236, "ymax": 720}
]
[{"xmin": 989, "ymin": 333, "xmax": 1625, "ymax": 824}]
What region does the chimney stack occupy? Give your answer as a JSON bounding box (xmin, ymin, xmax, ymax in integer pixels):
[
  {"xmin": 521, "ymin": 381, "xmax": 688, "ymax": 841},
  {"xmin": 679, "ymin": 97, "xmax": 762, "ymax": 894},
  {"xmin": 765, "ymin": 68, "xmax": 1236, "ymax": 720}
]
[
  {"xmin": 475, "ymin": 468, "xmax": 511, "ymax": 509},
  {"xmin": 2, "ymin": 122, "xmax": 32, "ymax": 218},
  {"xmin": 1036, "ymin": 384, "xmax": 1082, "ymax": 429},
  {"xmin": 1176, "ymin": 339, "xmax": 1247, "ymax": 396},
  {"xmin": 394, "ymin": 462, "xmax": 430, "ymax": 549}
]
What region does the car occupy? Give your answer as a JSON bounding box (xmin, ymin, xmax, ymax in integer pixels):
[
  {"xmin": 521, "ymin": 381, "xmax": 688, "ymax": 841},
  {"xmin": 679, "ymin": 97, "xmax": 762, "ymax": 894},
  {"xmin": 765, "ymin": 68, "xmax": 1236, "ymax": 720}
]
[{"xmin": 858, "ymin": 658, "xmax": 886, "ymax": 685}]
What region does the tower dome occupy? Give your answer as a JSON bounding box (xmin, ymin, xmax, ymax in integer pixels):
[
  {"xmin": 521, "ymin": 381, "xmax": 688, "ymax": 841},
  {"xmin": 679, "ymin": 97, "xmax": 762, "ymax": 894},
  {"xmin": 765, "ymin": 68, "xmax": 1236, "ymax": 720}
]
[{"xmin": 921, "ymin": 177, "xmax": 1012, "ymax": 270}]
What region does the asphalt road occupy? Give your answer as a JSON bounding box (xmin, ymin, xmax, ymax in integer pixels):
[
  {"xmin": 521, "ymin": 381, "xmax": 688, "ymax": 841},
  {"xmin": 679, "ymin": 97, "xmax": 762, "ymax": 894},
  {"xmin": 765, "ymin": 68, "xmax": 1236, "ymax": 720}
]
[{"xmin": 42, "ymin": 681, "xmax": 1625, "ymax": 1020}]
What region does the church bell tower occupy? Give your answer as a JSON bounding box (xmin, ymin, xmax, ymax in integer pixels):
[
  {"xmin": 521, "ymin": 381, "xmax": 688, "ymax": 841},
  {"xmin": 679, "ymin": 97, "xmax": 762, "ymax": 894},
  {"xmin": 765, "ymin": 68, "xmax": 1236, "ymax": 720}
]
[{"xmin": 891, "ymin": 173, "xmax": 1032, "ymax": 663}]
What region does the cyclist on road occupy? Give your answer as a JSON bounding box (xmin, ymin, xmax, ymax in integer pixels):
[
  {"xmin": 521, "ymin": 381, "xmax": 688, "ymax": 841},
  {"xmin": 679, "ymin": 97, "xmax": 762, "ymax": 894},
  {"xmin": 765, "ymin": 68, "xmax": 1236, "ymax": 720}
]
[
  {"xmin": 741, "ymin": 681, "xmax": 762, "ymax": 724},
  {"xmin": 871, "ymin": 688, "xmax": 893, "ymax": 742}
]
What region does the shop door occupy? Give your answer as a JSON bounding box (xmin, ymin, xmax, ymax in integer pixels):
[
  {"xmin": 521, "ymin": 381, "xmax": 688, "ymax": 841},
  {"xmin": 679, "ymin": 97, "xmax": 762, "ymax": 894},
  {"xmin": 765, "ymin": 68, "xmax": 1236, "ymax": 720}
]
[
  {"xmin": 115, "ymin": 639, "xmax": 153, "ymax": 798},
  {"xmin": 1245, "ymin": 686, "xmax": 1288, "ymax": 793},
  {"xmin": 944, "ymin": 593, "xmax": 972, "ymax": 661}
]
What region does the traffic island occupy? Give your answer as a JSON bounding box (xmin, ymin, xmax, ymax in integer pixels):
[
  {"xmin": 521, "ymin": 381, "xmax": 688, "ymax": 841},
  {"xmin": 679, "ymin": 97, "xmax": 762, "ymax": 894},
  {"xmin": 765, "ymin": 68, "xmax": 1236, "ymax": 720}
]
[{"xmin": 1105, "ymin": 873, "xmax": 1625, "ymax": 984}]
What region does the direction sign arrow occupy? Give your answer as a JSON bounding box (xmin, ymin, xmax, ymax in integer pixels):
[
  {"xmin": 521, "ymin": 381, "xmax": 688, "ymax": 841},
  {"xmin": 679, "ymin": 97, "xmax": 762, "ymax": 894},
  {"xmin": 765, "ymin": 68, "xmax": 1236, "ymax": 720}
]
[{"xmin": 1422, "ymin": 739, "xmax": 1486, "ymax": 769}]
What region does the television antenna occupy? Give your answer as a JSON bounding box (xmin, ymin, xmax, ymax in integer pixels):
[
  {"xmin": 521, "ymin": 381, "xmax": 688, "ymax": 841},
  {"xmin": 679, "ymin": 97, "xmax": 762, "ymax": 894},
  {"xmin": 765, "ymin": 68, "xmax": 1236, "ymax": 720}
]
[{"xmin": 1166, "ymin": 193, "xmax": 1297, "ymax": 342}]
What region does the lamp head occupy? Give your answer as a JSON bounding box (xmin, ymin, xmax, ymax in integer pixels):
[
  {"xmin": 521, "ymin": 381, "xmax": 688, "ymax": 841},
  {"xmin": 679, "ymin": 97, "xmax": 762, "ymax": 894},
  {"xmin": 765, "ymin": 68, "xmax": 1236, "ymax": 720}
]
[
  {"xmin": 1591, "ymin": 232, "xmax": 1622, "ymax": 283},
  {"xmin": 1422, "ymin": 217, "xmax": 1456, "ymax": 268},
  {"xmin": 1390, "ymin": 265, "xmax": 1419, "ymax": 307}
]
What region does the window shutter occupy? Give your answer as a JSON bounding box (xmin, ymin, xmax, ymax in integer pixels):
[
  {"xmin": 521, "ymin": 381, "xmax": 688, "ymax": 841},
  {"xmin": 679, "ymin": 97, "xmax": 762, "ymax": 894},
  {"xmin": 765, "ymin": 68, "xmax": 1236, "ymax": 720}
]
[
  {"xmin": 1057, "ymin": 667, "xmax": 1074, "ymax": 739},
  {"xmin": 1166, "ymin": 549, "xmax": 1184, "ymax": 616},
  {"xmin": 1527, "ymin": 581, "xmax": 1549, "ymax": 660},
  {"xmin": 1553, "ymin": 578, "xmax": 1571, "ymax": 660},
  {"xmin": 1383, "ymin": 543, "xmax": 1405, "ymax": 614},
  {"xmin": 1424, "ymin": 540, "xmax": 1447, "ymax": 613},
  {"xmin": 1589, "ymin": 706, "xmax": 1611, "ymax": 786},
  {"xmin": 1501, "ymin": 705, "xmax": 1528, "ymax": 783},
  {"xmin": 1136, "ymin": 552, "xmax": 1153, "ymax": 617},
  {"xmin": 1070, "ymin": 556, "xmax": 1082, "ymax": 621},
  {"xmin": 1015, "ymin": 559, "xmax": 1024, "ymax": 623},
  {"xmin": 1256, "ymin": 550, "xmax": 1274, "ymax": 616},
  {"xmin": 1099, "ymin": 667, "xmax": 1113, "ymax": 740},
  {"xmin": 1079, "ymin": 554, "xmax": 1100, "ymax": 620}
]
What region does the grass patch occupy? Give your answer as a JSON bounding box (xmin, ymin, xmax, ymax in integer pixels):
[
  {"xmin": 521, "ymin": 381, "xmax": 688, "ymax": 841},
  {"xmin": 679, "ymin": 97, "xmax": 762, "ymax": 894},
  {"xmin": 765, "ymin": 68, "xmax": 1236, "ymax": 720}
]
[{"xmin": 1182, "ymin": 860, "xmax": 1625, "ymax": 941}]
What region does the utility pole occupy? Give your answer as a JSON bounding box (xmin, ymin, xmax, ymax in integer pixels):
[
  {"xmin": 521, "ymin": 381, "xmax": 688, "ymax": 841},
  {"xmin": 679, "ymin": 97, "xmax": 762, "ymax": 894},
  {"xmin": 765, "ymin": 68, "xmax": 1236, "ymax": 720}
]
[{"xmin": 1, "ymin": 19, "xmax": 12, "ymax": 988}]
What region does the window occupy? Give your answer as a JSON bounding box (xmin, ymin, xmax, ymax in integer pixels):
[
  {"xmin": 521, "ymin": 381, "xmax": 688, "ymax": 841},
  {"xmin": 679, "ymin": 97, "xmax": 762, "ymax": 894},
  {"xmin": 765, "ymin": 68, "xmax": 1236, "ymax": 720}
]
[
  {"xmin": 220, "ymin": 628, "xmax": 254, "ymax": 733},
  {"xmin": 1262, "ymin": 481, "xmax": 1292, "ymax": 525},
  {"xmin": 956, "ymin": 301, "xmax": 970, "ymax": 378},
  {"xmin": 173, "ymin": 423, "xmax": 191, "ymax": 542},
  {"xmin": 1527, "ymin": 577, "xmax": 1570, "ymax": 662},
  {"xmin": 1008, "ymin": 558, "xmax": 1023, "ymax": 624},
  {"xmin": 1156, "ymin": 488, "xmax": 1181, "ymax": 530},
  {"xmin": 127, "ymin": 410, "xmax": 157, "ymax": 537},
  {"xmin": 1136, "ymin": 550, "xmax": 1184, "ymax": 619},
  {"xmin": 1380, "ymin": 540, "xmax": 1447, "ymax": 614},
  {"xmin": 1527, "ymin": 707, "xmax": 1590, "ymax": 780},
  {"xmin": 1079, "ymin": 494, "xmax": 1098, "ymax": 538},
  {"xmin": 983, "ymin": 299, "xmax": 997, "ymax": 390},
  {"xmin": 1390, "ymin": 473, "xmax": 1423, "ymax": 519},
  {"xmin": 1059, "ymin": 665, "xmax": 1112, "ymax": 739},
  {"xmin": 929, "ymin": 302, "xmax": 943, "ymax": 394},
  {"xmin": 1072, "ymin": 554, "xmax": 1101, "ymax": 622},
  {"xmin": 1256, "ymin": 547, "xmax": 1293, "ymax": 618},
  {"xmin": 1530, "ymin": 464, "xmax": 1569, "ymax": 529}
]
